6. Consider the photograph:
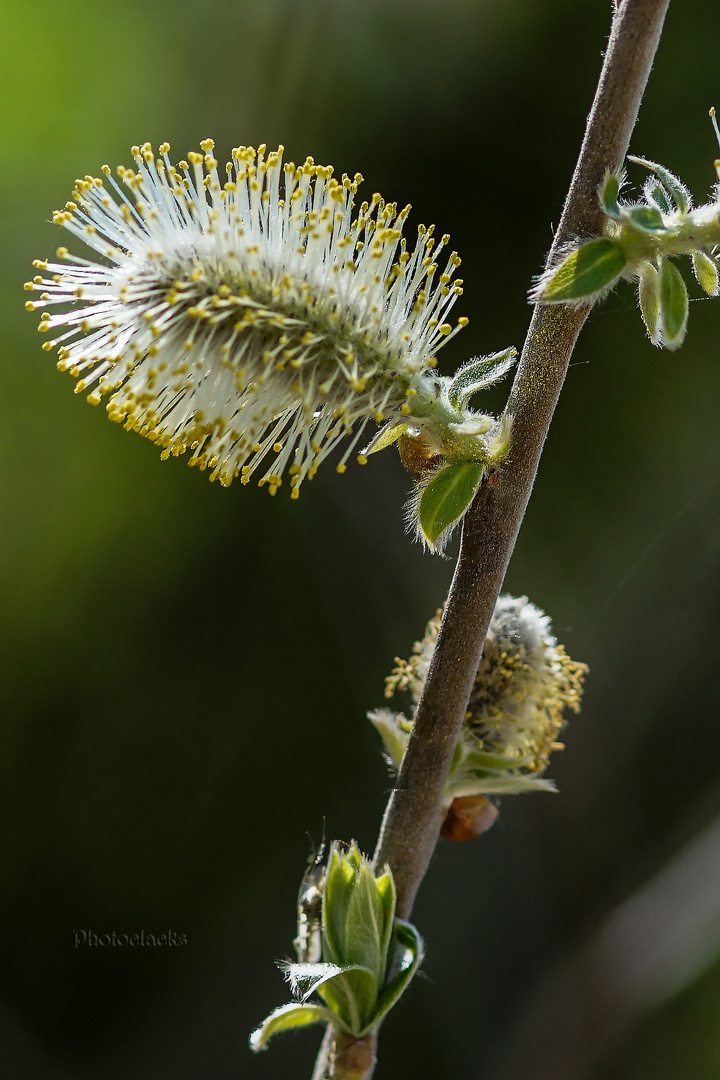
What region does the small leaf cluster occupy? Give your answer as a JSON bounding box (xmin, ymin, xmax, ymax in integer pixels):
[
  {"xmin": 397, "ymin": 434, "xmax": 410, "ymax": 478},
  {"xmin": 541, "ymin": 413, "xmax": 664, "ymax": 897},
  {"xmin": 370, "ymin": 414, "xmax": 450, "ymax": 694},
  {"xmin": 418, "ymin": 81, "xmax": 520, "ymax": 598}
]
[
  {"xmin": 533, "ymin": 156, "xmax": 720, "ymax": 349},
  {"xmin": 371, "ymin": 349, "xmax": 516, "ymax": 555},
  {"xmin": 250, "ymin": 843, "xmax": 423, "ymax": 1052}
]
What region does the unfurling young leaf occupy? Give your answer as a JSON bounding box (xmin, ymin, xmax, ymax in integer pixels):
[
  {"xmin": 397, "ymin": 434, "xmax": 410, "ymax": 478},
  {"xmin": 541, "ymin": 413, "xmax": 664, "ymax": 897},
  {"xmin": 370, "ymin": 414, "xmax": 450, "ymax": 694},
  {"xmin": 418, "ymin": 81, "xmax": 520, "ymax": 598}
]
[
  {"xmin": 638, "ymin": 263, "xmax": 661, "ymax": 344},
  {"xmin": 249, "ymin": 1003, "xmax": 340, "ymax": 1052},
  {"xmin": 313, "ymin": 965, "xmax": 378, "ymax": 1036},
  {"xmin": 599, "ymin": 170, "xmax": 623, "ymax": 218},
  {"xmin": 643, "ymin": 177, "xmax": 672, "ymax": 214},
  {"xmin": 628, "ymin": 155, "xmax": 692, "ymax": 214},
  {"xmin": 692, "ymin": 251, "xmax": 719, "ymax": 296},
  {"xmin": 367, "ymin": 709, "xmax": 411, "ymax": 771},
  {"xmin": 370, "ymin": 921, "xmax": 424, "ymax": 1029},
  {"xmin": 363, "ymin": 422, "xmax": 407, "ymax": 456},
  {"xmin": 658, "ymin": 258, "xmax": 689, "ymax": 349},
  {"xmin": 447, "ymin": 349, "xmax": 517, "ymax": 410},
  {"xmin": 417, "ymin": 462, "xmax": 485, "ymax": 551},
  {"xmin": 534, "ymin": 238, "xmax": 628, "ymax": 303},
  {"xmin": 623, "ymin": 205, "xmax": 668, "ymax": 233}
]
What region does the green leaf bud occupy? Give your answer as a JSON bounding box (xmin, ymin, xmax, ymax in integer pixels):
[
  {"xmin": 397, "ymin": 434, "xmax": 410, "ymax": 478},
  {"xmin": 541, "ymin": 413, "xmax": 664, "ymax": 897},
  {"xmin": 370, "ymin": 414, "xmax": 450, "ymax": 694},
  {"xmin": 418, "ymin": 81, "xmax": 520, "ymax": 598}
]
[
  {"xmin": 317, "ymin": 842, "xmax": 396, "ymax": 1032},
  {"xmin": 658, "ymin": 258, "xmax": 689, "ymax": 349},
  {"xmin": 251, "ymin": 843, "xmax": 423, "ymax": 1047}
]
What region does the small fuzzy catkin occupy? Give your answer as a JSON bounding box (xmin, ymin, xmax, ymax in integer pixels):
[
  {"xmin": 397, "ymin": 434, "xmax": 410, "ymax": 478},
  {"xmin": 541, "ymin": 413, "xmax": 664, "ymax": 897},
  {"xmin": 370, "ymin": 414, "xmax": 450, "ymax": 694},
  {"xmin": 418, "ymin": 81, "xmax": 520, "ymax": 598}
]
[{"xmin": 371, "ymin": 595, "xmax": 588, "ymax": 799}]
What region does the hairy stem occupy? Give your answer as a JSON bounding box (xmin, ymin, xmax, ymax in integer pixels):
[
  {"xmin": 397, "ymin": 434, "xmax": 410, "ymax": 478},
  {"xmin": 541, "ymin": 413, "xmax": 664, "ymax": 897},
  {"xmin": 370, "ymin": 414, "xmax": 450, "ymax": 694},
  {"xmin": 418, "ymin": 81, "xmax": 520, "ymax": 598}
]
[
  {"xmin": 313, "ymin": 0, "xmax": 670, "ymax": 1075},
  {"xmin": 312, "ymin": 1028, "xmax": 377, "ymax": 1080},
  {"xmin": 373, "ymin": 0, "xmax": 670, "ymax": 919}
]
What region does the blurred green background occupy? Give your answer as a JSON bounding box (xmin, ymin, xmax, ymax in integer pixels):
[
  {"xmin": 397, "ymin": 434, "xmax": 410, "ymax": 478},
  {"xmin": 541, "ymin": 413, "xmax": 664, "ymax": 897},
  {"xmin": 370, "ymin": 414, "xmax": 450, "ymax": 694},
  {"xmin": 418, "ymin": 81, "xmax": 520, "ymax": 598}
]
[{"xmin": 3, "ymin": 0, "xmax": 720, "ymax": 1077}]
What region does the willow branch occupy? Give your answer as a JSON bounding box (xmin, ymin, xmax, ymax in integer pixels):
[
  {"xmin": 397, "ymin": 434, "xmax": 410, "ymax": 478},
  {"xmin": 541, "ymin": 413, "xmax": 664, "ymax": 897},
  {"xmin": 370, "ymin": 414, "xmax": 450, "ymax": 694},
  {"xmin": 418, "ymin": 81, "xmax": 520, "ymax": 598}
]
[
  {"xmin": 374, "ymin": 0, "xmax": 671, "ymax": 919},
  {"xmin": 312, "ymin": 3, "xmax": 670, "ymax": 1077}
]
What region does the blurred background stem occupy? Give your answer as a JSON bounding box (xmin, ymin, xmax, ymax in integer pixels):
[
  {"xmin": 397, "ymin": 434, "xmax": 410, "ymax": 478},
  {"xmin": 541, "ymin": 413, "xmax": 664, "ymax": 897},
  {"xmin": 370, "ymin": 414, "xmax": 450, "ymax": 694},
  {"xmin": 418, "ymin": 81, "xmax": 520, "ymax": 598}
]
[{"xmin": 489, "ymin": 785, "xmax": 720, "ymax": 1080}]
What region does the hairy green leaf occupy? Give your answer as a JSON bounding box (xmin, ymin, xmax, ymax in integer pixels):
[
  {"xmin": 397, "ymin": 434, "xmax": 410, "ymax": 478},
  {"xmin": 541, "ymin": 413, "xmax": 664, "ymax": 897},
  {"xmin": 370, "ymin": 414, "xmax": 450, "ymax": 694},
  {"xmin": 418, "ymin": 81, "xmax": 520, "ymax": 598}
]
[
  {"xmin": 638, "ymin": 263, "xmax": 661, "ymax": 344},
  {"xmin": 284, "ymin": 961, "xmax": 347, "ymax": 1002},
  {"xmin": 322, "ymin": 847, "xmax": 356, "ymax": 965},
  {"xmin": 344, "ymin": 862, "xmax": 387, "ymax": 982},
  {"xmin": 643, "ymin": 178, "xmax": 672, "ymax": 214},
  {"xmin": 449, "ymin": 772, "xmax": 557, "ymax": 795},
  {"xmin": 624, "ymin": 205, "xmax": 667, "ymax": 232},
  {"xmin": 538, "ymin": 239, "xmax": 627, "ymax": 302},
  {"xmin": 375, "ymin": 870, "xmax": 396, "ymax": 966},
  {"xmin": 367, "ymin": 709, "xmax": 410, "ymax": 771},
  {"xmin": 692, "ymin": 251, "xmax": 719, "ymax": 296},
  {"xmin": 317, "ymin": 967, "xmax": 378, "ymax": 1036},
  {"xmin": 249, "ymin": 1003, "xmax": 339, "ymax": 1052},
  {"xmin": 369, "ymin": 921, "xmax": 425, "ymax": 1032},
  {"xmin": 461, "ymin": 750, "xmax": 535, "ymax": 771},
  {"xmin": 364, "ymin": 422, "xmax": 407, "ymax": 455},
  {"xmin": 659, "ymin": 258, "xmax": 689, "ymax": 349},
  {"xmin": 418, "ymin": 462, "xmax": 484, "ymax": 547}
]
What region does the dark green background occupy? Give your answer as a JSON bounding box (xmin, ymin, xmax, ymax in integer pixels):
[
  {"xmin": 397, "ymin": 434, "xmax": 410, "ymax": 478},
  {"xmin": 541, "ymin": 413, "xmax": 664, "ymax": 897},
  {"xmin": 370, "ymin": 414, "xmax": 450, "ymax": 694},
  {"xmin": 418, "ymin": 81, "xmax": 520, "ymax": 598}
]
[{"xmin": 3, "ymin": 1, "xmax": 720, "ymax": 1077}]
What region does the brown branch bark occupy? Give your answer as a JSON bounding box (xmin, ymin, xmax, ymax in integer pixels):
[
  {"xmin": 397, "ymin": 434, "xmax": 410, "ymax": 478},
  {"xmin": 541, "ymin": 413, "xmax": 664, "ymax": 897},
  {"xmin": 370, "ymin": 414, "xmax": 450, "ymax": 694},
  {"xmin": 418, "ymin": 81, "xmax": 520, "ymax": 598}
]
[
  {"xmin": 314, "ymin": 0, "xmax": 671, "ymax": 1075},
  {"xmin": 374, "ymin": 0, "xmax": 670, "ymax": 920}
]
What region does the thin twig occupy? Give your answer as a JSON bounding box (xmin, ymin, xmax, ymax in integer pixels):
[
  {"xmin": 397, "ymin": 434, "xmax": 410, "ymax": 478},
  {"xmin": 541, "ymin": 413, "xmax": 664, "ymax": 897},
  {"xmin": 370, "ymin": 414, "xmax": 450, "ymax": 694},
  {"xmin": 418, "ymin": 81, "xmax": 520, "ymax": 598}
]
[
  {"xmin": 374, "ymin": 0, "xmax": 670, "ymax": 919},
  {"xmin": 314, "ymin": 0, "xmax": 670, "ymax": 1075}
]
